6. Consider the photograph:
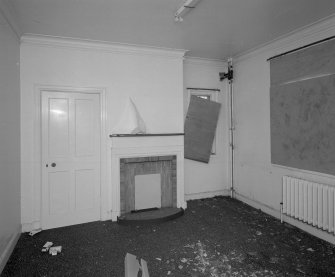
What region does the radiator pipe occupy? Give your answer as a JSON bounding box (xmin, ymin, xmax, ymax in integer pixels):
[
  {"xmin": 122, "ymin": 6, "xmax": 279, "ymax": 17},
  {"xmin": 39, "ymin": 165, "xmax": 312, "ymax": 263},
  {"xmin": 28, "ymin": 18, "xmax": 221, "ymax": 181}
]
[
  {"xmin": 220, "ymin": 58, "xmax": 234, "ymax": 198},
  {"xmin": 227, "ymin": 58, "xmax": 234, "ymax": 198},
  {"xmin": 280, "ymin": 202, "xmax": 283, "ymax": 223}
]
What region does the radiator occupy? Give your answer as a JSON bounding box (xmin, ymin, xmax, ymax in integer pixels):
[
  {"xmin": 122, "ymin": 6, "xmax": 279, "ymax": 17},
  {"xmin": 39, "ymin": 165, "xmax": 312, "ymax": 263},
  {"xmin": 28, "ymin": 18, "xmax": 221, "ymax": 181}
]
[{"xmin": 282, "ymin": 176, "xmax": 335, "ymax": 234}]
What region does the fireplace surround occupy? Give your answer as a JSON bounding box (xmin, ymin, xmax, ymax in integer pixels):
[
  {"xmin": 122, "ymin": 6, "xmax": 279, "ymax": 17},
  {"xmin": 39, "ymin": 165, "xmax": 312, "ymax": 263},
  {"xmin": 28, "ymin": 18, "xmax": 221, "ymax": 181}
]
[
  {"xmin": 120, "ymin": 155, "xmax": 177, "ymax": 214},
  {"xmin": 110, "ymin": 134, "xmax": 186, "ymax": 221}
]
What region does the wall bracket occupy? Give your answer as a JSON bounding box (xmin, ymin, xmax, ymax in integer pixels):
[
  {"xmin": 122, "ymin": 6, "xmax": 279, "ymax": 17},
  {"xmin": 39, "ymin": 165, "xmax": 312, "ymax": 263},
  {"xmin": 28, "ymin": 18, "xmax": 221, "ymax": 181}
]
[{"xmin": 219, "ymin": 64, "xmax": 234, "ymax": 82}]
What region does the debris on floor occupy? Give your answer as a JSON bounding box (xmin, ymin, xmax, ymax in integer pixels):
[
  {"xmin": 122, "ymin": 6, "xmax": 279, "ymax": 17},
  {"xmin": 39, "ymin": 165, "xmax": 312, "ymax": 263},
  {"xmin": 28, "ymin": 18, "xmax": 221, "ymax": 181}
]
[
  {"xmin": 49, "ymin": 246, "xmax": 62, "ymax": 256},
  {"xmin": 41, "ymin": 241, "xmax": 53, "ymax": 252},
  {"xmin": 2, "ymin": 197, "xmax": 335, "ymax": 276},
  {"xmin": 29, "ymin": 228, "xmax": 42, "ymax": 236},
  {"xmin": 41, "ymin": 242, "xmax": 62, "ymax": 256},
  {"xmin": 125, "ymin": 252, "xmax": 149, "ymax": 277}
]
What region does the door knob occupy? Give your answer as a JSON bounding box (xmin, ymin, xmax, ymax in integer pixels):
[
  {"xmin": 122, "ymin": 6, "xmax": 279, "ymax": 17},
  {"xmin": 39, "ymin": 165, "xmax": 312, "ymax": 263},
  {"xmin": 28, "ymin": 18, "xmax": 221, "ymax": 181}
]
[{"xmin": 51, "ymin": 162, "xmax": 56, "ymax": 167}]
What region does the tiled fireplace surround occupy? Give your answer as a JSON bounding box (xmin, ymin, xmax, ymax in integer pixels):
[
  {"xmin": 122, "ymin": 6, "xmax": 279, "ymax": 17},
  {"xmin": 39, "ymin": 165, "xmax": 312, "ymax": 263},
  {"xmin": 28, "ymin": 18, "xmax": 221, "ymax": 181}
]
[
  {"xmin": 120, "ymin": 155, "xmax": 177, "ymax": 214},
  {"xmin": 110, "ymin": 135, "xmax": 186, "ymax": 220}
]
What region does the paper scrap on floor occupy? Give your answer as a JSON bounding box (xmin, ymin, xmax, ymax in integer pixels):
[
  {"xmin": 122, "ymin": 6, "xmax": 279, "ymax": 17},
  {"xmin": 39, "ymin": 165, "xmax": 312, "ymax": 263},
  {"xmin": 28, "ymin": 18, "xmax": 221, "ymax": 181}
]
[
  {"xmin": 41, "ymin": 241, "xmax": 53, "ymax": 252},
  {"xmin": 125, "ymin": 252, "xmax": 149, "ymax": 277},
  {"xmin": 49, "ymin": 246, "xmax": 62, "ymax": 256}
]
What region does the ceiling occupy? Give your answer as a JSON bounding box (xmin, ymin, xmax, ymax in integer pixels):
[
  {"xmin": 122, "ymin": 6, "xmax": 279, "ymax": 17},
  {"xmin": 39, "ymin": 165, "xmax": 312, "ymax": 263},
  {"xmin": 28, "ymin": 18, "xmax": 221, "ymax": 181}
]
[{"xmin": 7, "ymin": 0, "xmax": 335, "ymax": 60}]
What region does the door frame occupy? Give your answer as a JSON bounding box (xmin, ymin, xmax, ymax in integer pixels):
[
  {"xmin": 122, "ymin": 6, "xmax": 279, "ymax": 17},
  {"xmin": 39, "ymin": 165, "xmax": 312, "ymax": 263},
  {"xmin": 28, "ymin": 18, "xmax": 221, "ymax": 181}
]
[{"xmin": 32, "ymin": 85, "xmax": 107, "ymax": 230}]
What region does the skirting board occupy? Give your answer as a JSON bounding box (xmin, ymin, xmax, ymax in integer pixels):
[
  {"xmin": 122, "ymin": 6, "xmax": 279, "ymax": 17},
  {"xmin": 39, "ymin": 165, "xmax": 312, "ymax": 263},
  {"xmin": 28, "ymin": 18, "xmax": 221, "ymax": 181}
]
[
  {"xmin": 235, "ymin": 192, "xmax": 335, "ymax": 245},
  {"xmin": 185, "ymin": 189, "xmax": 229, "ymax": 201},
  {"xmin": 0, "ymin": 228, "xmax": 21, "ymax": 274},
  {"xmin": 21, "ymin": 221, "xmax": 41, "ymax": 233}
]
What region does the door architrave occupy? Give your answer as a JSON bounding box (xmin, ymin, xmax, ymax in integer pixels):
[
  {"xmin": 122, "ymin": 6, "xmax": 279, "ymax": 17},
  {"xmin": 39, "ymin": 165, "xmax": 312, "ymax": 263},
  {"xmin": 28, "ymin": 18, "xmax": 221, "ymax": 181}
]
[{"xmin": 31, "ymin": 85, "xmax": 107, "ymax": 230}]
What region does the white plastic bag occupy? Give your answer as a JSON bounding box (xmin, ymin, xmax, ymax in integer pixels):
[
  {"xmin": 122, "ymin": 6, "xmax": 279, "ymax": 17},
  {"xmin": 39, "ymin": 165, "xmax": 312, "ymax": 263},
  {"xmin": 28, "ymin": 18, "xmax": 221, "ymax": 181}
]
[{"xmin": 113, "ymin": 98, "xmax": 146, "ymax": 134}]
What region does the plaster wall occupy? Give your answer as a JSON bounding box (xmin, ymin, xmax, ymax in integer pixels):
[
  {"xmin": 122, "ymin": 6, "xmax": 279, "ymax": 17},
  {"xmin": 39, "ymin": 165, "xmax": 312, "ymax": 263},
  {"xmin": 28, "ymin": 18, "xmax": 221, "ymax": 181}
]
[
  {"xmin": 0, "ymin": 7, "xmax": 21, "ymax": 273},
  {"xmin": 183, "ymin": 58, "xmax": 229, "ymax": 199},
  {"xmin": 233, "ymin": 16, "xmax": 335, "ymax": 243},
  {"xmin": 20, "ymin": 35, "xmax": 185, "ymax": 230}
]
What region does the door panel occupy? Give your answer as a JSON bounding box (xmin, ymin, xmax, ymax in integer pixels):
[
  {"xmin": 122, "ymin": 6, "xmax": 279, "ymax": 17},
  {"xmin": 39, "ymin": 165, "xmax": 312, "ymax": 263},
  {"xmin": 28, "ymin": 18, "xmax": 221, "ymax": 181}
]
[
  {"xmin": 49, "ymin": 171, "xmax": 71, "ymax": 215},
  {"xmin": 75, "ymin": 169, "xmax": 95, "ymax": 211},
  {"xmin": 75, "ymin": 99, "xmax": 94, "ymax": 156},
  {"xmin": 42, "ymin": 91, "xmax": 101, "ymax": 229},
  {"xmin": 48, "ymin": 98, "xmax": 70, "ymax": 158}
]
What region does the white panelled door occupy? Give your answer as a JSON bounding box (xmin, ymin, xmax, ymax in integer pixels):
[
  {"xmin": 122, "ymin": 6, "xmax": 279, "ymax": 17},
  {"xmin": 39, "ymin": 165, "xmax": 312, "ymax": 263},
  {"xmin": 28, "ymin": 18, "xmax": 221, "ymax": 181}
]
[{"xmin": 41, "ymin": 91, "xmax": 101, "ymax": 229}]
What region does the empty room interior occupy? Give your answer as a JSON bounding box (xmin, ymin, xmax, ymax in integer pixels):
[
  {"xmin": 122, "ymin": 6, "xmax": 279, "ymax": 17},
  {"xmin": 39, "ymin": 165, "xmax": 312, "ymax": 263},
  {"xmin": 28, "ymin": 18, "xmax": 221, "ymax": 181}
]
[{"xmin": 1, "ymin": 0, "xmax": 335, "ymax": 276}]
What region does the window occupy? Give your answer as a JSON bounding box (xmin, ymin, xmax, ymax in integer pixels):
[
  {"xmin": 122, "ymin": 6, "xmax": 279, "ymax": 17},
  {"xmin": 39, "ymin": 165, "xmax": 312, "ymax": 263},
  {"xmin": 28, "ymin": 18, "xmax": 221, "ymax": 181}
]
[
  {"xmin": 270, "ymin": 38, "xmax": 335, "ymax": 175},
  {"xmin": 197, "ymin": 95, "xmax": 210, "ymax": 100},
  {"xmin": 187, "ymin": 89, "xmax": 219, "ymax": 155}
]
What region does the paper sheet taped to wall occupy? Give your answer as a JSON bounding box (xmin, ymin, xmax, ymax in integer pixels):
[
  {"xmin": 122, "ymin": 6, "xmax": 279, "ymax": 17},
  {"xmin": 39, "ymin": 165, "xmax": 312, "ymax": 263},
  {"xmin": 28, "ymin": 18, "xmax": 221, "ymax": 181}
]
[{"xmin": 114, "ymin": 97, "xmax": 146, "ymax": 134}]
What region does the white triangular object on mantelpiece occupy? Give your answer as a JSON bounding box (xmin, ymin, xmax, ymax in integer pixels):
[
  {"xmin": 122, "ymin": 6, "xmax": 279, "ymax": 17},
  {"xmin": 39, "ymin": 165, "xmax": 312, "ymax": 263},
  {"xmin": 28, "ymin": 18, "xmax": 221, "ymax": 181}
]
[{"xmin": 113, "ymin": 97, "xmax": 146, "ymax": 134}]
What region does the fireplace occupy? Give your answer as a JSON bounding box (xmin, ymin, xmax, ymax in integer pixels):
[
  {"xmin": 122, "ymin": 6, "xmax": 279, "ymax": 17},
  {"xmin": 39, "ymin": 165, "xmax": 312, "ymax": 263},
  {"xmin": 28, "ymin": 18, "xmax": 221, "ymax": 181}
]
[
  {"xmin": 120, "ymin": 155, "xmax": 176, "ymax": 214},
  {"xmin": 110, "ymin": 134, "xmax": 186, "ymax": 221}
]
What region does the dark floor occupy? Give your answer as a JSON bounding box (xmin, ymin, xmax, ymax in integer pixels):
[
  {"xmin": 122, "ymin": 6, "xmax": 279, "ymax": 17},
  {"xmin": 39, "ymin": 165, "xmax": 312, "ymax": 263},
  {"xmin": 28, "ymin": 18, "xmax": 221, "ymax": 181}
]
[{"xmin": 2, "ymin": 197, "xmax": 335, "ymax": 277}]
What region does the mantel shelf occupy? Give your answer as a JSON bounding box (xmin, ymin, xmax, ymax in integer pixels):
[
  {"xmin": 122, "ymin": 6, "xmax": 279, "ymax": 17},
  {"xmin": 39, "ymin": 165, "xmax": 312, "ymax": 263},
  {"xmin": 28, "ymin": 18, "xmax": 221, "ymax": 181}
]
[{"xmin": 110, "ymin": 133, "xmax": 184, "ymax": 138}]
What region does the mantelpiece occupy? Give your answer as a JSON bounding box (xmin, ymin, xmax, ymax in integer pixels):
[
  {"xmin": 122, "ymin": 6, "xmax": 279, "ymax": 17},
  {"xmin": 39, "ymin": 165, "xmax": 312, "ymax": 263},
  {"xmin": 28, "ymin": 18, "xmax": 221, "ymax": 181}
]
[{"xmin": 110, "ymin": 134, "xmax": 186, "ymax": 221}]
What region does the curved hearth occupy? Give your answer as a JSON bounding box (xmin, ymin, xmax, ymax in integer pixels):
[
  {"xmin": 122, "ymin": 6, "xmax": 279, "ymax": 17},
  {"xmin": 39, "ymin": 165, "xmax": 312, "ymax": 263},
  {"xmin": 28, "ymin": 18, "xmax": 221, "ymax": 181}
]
[{"xmin": 117, "ymin": 207, "xmax": 184, "ymax": 225}]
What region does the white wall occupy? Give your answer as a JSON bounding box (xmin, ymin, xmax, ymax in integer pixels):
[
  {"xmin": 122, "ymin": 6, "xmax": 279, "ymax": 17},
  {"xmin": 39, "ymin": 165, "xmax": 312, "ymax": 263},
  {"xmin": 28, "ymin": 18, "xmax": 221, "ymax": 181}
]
[
  {"xmin": 0, "ymin": 7, "xmax": 21, "ymax": 273},
  {"xmin": 20, "ymin": 35, "xmax": 185, "ymax": 230},
  {"xmin": 233, "ymin": 16, "xmax": 335, "ymax": 243},
  {"xmin": 183, "ymin": 58, "xmax": 229, "ymax": 199}
]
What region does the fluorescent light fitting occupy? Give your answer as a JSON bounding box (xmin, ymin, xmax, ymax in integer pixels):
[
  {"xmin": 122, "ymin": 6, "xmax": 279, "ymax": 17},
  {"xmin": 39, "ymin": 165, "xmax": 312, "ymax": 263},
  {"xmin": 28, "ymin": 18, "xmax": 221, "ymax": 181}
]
[{"xmin": 174, "ymin": 0, "xmax": 202, "ymax": 22}]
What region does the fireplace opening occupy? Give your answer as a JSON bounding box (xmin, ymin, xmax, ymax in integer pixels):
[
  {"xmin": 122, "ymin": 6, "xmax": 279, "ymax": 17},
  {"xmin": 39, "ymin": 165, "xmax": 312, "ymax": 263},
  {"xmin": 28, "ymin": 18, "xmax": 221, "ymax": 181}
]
[
  {"xmin": 120, "ymin": 155, "xmax": 177, "ymax": 215},
  {"xmin": 134, "ymin": 173, "xmax": 161, "ymax": 211}
]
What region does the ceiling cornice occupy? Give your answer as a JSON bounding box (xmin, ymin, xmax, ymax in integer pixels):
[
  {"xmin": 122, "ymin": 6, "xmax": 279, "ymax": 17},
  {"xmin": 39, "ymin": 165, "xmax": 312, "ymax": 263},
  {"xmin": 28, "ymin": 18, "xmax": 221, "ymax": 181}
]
[
  {"xmin": 234, "ymin": 13, "xmax": 335, "ymax": 63},
  {"xmin": 0, "ymin": 0, "xmax": 21, "ymax": 40},
  {"xmin": 21, "ymin": 34, "xmax": 188, "ymax": 60},
  {"xmin": 184, "ymin": 56, "xmax": 227, "ymax": 68}
]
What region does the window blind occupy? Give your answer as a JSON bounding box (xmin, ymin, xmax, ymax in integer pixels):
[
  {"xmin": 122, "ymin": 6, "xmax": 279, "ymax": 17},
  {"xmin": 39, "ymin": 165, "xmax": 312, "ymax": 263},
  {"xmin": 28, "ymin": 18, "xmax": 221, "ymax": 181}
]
[{"xmin": 270, "ymin": 38, "xmax": 335, "ymax": 175}]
